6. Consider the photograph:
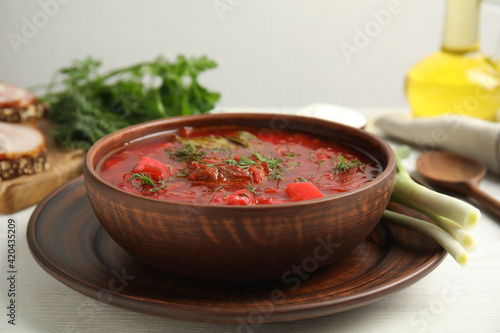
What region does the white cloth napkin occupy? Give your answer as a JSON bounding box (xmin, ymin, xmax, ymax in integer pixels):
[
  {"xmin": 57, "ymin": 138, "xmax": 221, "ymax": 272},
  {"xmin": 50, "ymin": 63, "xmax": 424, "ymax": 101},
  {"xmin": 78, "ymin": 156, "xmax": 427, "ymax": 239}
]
[{"xmin": 374, "ymin": 113, "xmax": 500, "ymax": 175}]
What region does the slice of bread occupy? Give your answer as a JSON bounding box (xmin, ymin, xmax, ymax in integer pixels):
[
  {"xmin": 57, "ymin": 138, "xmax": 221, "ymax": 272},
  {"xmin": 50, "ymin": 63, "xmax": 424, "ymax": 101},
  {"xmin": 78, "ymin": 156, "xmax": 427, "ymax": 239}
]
[
  {"xmin": 0, "ymin": 122, "xmax": 46, "ymax": 180},
  {"xmin": 0, "ymin": 82, "xmax": 47, "ymax": 180},
  {"xmin": 0, "ymin": 82, "xmax": 48, "ymax": 123}
]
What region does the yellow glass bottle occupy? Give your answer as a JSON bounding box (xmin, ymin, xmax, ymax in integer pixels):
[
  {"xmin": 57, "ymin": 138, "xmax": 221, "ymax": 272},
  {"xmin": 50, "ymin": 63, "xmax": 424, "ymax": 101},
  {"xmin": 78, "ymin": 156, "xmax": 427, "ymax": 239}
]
[{"xmin": 405, "ymin": 0, "xmax": 500, "ymax": 121}]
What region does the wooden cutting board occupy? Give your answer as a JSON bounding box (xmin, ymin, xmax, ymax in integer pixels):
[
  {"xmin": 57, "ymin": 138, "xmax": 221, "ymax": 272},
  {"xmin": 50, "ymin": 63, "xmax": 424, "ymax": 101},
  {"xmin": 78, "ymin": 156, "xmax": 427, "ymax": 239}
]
[{"xmin": 0, "ymin": 120, "xmax": 85, "ymax": 214}]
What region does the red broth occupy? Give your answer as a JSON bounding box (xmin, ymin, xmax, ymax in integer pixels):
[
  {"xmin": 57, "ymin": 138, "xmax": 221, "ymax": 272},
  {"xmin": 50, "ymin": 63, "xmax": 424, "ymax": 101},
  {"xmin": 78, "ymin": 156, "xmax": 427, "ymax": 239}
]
[{"xmin": 96, "ymin": 126, "xmax": 382, "ymax": 205}]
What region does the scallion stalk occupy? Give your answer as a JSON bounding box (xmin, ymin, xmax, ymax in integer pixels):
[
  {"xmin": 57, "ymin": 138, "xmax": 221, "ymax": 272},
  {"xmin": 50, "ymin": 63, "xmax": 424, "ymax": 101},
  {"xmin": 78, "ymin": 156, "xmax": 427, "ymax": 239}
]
[
  {"xmin": 385, "ymin": 146, "xmax": 481, "ymax": 266},
  {"xmin": 383, "ymin": 210, "xmax": 469, "ymax": 266},
  {"xmin": 390, "ymin": 194, "xmax": 478, "ymax": 253},
  {"xmin": 391, "ymin": 154, "xmax": 480, "ymax": 230}
]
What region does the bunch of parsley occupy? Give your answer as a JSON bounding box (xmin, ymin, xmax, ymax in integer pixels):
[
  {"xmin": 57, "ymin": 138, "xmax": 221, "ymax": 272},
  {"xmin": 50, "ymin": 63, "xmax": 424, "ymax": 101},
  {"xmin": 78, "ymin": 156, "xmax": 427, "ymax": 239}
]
[{"xmin": 42, "ymin": 55, "xmax": 220, "ymax": 150}]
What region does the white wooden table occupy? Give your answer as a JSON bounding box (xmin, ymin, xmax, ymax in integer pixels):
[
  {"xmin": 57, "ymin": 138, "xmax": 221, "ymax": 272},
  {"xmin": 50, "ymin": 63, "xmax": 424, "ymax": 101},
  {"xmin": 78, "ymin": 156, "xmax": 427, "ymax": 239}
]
[{"xmin": 1, "ymin": 109, "xmax": 499, "ymax": 333}]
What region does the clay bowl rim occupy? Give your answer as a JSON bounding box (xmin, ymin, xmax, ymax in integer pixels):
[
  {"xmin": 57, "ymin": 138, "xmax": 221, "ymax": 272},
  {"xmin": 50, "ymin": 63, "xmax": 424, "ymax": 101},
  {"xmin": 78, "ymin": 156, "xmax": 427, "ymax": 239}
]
[{"xmin": 84, "ymin": 112, "xmax": 397, "ymax": 210}]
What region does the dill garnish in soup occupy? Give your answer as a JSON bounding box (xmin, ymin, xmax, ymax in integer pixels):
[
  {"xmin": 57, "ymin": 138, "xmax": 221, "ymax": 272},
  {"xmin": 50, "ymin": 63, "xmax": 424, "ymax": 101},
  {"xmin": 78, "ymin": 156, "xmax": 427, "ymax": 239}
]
[{"xmin": 96, "ymin": 126, "xmax": 382, "ymax": 205}]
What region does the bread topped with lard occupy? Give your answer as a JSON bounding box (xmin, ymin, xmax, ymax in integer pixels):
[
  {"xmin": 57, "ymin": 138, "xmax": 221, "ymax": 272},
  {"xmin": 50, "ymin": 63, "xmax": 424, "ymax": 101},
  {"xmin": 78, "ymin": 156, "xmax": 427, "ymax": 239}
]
[{"xmin": 0, "ymin": 82, "xmax": 47, "ymax": 180}]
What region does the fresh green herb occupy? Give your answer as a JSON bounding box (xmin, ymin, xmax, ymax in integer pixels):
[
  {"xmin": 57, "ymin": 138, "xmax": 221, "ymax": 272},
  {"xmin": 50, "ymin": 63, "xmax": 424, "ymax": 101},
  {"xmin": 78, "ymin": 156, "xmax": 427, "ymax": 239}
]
[
  {"xmin": 283, "ymin": 144, "xmax": 299, "ymax": 159},
  {"xmin": 246, "ymin": 183, "xmax": 258, "ymax": 193},
  {"xmin": 42, "ymin": 55, "xmax": 220, "ymax": 150},
  {"xmin": 199, "ymin": 161, "xmax": 219, "ymax": 168},
  {"xmin": 127, "ymin": 172, "xmax": 172, "ymax": 192},
  {"xmin": 269, "ymin": 173, "xmax": 284, "ymax": 181},
  {"xmin": 174, "ymin": 169, "xmax": 188, "ymax": 178},
  {"xmin": 171, "ymin": 143, "xmax": 205, "ymax": 162},
  {"xmin": 225, "ymin": 154, "xmax": 238, "ymax": 167},
  {"xmin": 151, "ymin": 181, "xmax": 172, "ymax": 192},
  {"xmin": 332, "ymin": 154, "xmax": 364, "ymax": 175},
  {"xmin": 254, "ymin": 152, "xmax": 284, "ymax": 180},
  {"xmin": 128, "ymin": 173, "xmax": 156, "ymax": 187},
  {"xmin": 383, "ymin": 146, "xmax": 480, "ymax": 266},
  {"xmin": 253, "ymin": 152, "xmax": 267, "ymax": 162},
  {"xmin": 317, "ymin": 159, "xmax": 326, "ymax": 172},
  {"xmin": 267, "ymin": 156, "xmax": 284, "ymax": 180},
  {"xmin": 225, "ymin": 154, "xmax": 258, "ymax": 170},
  {"xmin": 296, "ymin": 177, "xmax": 308, "ymax": 182},
  {"xmin": 238, "ymin": 155, "xmax": 259, "ymax": 169},
  {"xmin": 285, "ymin": 162, "xmax": 300, "ymax": 169}
]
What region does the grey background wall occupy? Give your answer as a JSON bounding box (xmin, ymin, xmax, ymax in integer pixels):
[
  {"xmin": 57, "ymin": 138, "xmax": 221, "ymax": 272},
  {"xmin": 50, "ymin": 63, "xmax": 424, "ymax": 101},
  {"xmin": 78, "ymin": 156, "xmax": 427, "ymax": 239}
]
[{"xmin": 1, "ymin": 0, "xmax": 500, "ymax": 110}]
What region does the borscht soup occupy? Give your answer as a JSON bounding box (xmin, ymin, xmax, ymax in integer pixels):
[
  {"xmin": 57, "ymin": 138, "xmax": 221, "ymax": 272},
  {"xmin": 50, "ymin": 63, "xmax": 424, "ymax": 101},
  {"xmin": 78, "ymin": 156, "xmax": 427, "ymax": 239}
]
[{"xmin": 96, "ymin": 126, "xmax": 382, "ymax": 205}]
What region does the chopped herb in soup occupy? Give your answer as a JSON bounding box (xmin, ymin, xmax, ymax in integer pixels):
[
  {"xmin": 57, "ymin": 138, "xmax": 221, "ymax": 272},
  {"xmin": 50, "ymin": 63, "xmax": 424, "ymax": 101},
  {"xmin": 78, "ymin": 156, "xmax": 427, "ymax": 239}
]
[{"xmin": 97, "ymin": 126, "xmax": 382, "ymax": 205}]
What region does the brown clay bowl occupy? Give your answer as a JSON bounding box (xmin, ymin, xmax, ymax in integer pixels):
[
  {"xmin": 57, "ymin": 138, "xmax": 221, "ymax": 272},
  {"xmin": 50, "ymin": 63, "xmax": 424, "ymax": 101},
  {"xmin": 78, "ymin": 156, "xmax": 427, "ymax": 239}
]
[{"xmin": 83, "ymin": 113, "xmax": 396, "ymax": 283}]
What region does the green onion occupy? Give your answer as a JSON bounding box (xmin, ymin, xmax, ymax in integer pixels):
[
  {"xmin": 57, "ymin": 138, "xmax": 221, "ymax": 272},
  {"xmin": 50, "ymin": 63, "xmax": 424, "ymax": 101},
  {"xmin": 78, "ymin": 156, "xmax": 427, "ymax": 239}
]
[
  {"xmin": 391, "ymin": 194, "xmax": 478, "ymax": 253},
  {"xmin": 383, "ymin": 210, "xmax": 469, "ymax": 266},
  {"xmin": 391, "ymin": 149, "xmax": 480, "ymax": 230},
  {"xmin": 384, "ymin": 146, "xmax": 481, "ymax": 266}
]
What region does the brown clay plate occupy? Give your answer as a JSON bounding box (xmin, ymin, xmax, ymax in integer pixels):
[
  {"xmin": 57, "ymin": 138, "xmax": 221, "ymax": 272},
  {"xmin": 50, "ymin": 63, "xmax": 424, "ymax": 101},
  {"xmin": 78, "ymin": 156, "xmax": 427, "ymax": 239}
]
[{"xmin": 27, "ymin": 176, "xmax": 446, "ymax": 324}]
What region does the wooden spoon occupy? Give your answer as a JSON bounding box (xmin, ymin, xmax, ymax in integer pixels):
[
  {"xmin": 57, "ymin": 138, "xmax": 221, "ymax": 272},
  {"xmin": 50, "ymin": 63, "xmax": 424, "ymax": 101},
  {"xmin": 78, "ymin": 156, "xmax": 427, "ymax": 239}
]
[{"xmin": 416, "ymin": 151, "xmax": 500, "ymax": 220}]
